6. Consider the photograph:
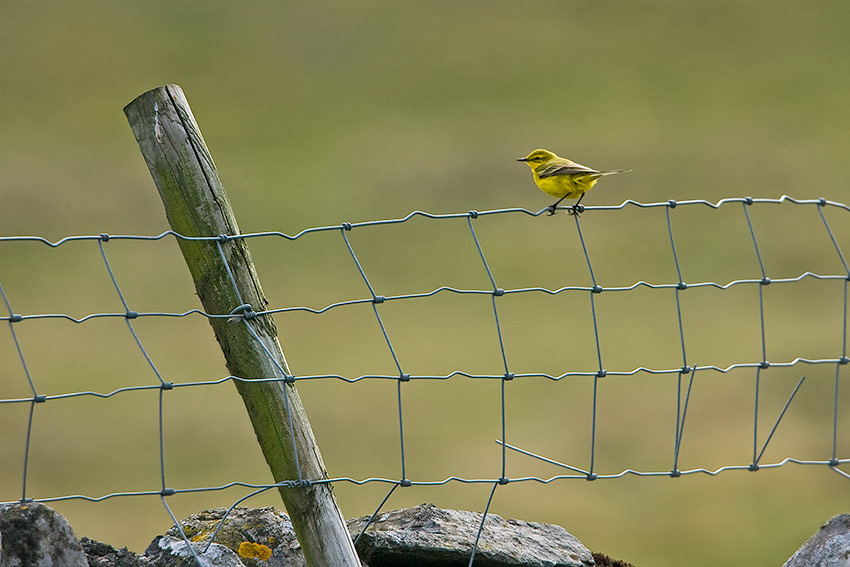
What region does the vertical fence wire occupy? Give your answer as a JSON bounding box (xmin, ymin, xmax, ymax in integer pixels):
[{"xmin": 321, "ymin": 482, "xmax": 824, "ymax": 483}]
[
  {"xmin": 340, "ymin": 227, "xmax": 409, "ymax": 483},
  {"xmin": 664, "ymin": 204, "xmax": 694, "ymax": 474},
  {"xmin": 573, "ymin": 215, "xmax": 604, "ymax": 478},
  {"xmin": 465, "ymin": 214, "xmax": 511, "ymax": 481},
  {"xmin": 742, "ymin": 202, "xmax": 770, "ymax": 467},
  {"xmin": 0, "ymin": 283, "xmax": 40, "ymax": 501},
  {"xmin": 816, "ymin": 203, "xmax": 850, "ymax": 465}
]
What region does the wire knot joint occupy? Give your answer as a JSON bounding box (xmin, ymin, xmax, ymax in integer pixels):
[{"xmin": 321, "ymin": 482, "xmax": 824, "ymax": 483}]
[{"xmin": 229, "ymin": 304, "xmax": 256, "ymax": 320}]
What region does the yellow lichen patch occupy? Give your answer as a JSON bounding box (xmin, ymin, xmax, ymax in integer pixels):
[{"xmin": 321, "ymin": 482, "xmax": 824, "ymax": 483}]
[
  {"xmin": 189, "ymin": 528, "xmax": 213, "ymax": 542},
  {"xmin": 238, "ymin": 541, "xmax": 273, "ymax": 561}
]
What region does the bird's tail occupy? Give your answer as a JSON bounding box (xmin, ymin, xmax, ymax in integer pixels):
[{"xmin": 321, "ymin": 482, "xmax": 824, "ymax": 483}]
[{"xmin": 600, "ymin": 169, "xmax": 632, "ymax": 176}]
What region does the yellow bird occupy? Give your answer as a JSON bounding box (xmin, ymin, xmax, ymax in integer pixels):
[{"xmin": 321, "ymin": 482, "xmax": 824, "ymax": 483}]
[{"xmin": 518, "ymin": 149, "xmax": 630, "ymax": 215}]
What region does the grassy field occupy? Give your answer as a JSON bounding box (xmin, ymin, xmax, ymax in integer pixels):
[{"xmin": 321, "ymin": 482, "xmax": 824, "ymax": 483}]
[{"xmin": 3, "ymin": 2, "xmax": 850, "ymax": 565}]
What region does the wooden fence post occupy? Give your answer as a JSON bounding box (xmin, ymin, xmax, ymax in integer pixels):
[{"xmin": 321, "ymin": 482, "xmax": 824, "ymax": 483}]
[{"xmin": 124, "ymin": 85, "xmax": 360, "ymax": 567}]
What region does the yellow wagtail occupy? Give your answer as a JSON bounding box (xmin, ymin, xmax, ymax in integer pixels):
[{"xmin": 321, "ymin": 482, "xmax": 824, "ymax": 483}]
[{"xmin": 518, "ymin": 149, "xmax": 630, "ymax": 215}]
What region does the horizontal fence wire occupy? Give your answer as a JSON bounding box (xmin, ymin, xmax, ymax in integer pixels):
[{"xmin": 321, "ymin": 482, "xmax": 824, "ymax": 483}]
[{"xmin": 2, "ymin": 195, "xmax": 849, "ymax": 566}]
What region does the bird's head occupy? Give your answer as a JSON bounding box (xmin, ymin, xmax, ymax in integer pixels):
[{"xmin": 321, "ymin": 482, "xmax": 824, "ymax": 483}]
[{"xmin": 517, "ymin": 149, "xmax": 557, "ymax": 167}]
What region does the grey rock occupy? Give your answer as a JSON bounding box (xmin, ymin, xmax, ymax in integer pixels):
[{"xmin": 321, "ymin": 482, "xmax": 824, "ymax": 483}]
[
  {"xmin": 590, "ymin": 553, "xmax": 634, "ymax": 567},
  {"xmin": 784, "ymin": 514, "xmax": 850, "ymax": 567},
  {"xmin": 143, "ymin": 535, "xmax": 245, "ymax": 567},
  {"xmin": 80, "ymin": 538, "xmax": 141, "ymax": 567},
  {"xmin": 3, "ymin": 501, "xmax": 603, "ymax": 567},
  {"xmin": 162, "ymin": 507, "xmax": 304, "ymax": 567},
  {"xmin": 348, "ymin": 503, "xmax": 594, "ymax": 567},
  {"xmin": 0, "ymin": 502, "xmax": 88, "ymax": 567}
]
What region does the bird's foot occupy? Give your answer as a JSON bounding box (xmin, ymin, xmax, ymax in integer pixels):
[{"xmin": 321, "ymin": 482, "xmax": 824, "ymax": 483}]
[
  {"xmin": 567, "ymin": 204, "xmax": 584, "ymax": 217},
  {"xmin": 546, "ymin": 205, "xmax": 558, "ymax": 216}
]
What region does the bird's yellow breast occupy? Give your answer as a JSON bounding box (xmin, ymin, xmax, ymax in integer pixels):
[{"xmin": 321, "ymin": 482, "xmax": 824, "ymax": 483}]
[{"xmin": 532, "ymin": 170, "xmax": 600, "ymax": 199}]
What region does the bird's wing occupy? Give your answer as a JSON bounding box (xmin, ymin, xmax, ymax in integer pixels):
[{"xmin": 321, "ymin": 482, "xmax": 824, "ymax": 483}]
[{"xmin": 537, "ymin": 161, "xmax": 600, "ymax": 179}]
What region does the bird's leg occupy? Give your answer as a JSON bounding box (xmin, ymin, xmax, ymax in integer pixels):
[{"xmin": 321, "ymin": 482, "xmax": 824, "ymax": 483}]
[
  {"xmin": 547, "ymin": 195, "xmax": 567, "ymax": 216},
  {"xmin": 568, "ymin": 193, "xmax": 586, "ymax": 216}
]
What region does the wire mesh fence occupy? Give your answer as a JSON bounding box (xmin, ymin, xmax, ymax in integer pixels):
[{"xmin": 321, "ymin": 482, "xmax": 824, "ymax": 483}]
[{"xmin": 2, "ymin": 195, "xmax": 848, "ymax": 564}]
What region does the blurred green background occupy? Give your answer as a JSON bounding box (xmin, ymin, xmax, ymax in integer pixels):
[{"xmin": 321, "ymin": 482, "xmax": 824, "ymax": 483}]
[{"xmin": 2, "ymin": 2, "xmax": 850, "ymax": 565}]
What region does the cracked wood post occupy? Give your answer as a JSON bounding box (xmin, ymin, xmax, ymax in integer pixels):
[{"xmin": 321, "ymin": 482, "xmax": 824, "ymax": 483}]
[{"xmin": 124, "ymin": 85, "xmax": 360, "ymax": 567}]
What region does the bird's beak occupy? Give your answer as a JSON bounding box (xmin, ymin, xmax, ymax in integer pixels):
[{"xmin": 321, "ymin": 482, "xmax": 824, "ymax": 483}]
[{"xmin": 516, "ymin": 157, "xmax": 528, "ymax": 162}]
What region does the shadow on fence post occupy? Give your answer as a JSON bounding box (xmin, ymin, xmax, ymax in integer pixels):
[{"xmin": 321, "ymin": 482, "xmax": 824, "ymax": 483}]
[{"xmin": 124, "ymin": 84, "xmax": 361, "ymax": 567}]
